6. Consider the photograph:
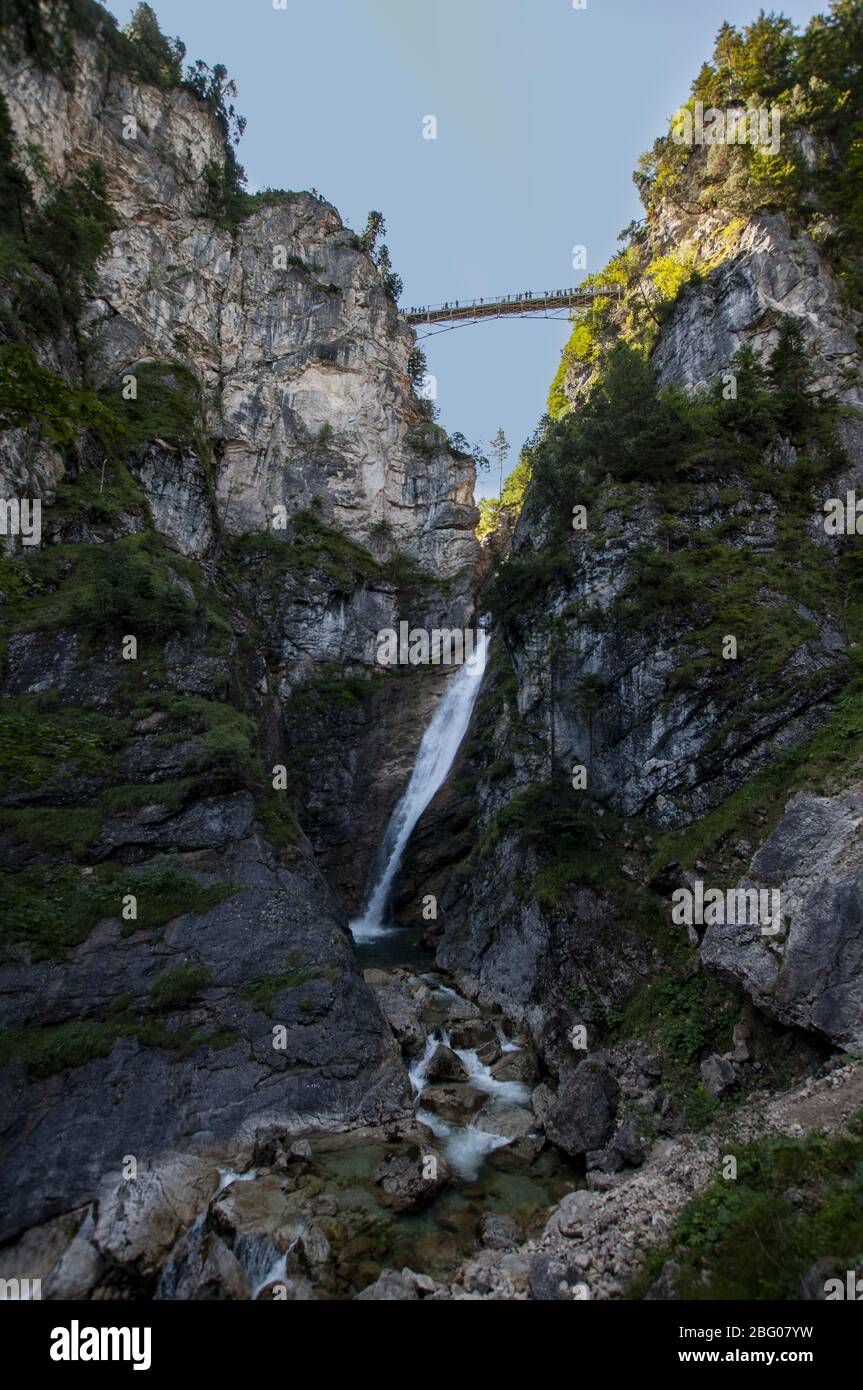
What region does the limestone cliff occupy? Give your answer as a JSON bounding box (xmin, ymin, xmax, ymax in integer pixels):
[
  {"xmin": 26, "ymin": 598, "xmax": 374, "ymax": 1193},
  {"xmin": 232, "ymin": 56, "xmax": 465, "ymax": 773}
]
[{"xmin": 0, "ymin": 0, "xmax": 479, "ymax": 1246}]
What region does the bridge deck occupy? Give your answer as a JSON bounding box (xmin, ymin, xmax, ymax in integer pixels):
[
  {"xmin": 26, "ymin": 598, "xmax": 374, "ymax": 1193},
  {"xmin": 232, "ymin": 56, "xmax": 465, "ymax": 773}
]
[{"xmin": 404, "ymin": 285, "xmax": 621, "ymax": 326}]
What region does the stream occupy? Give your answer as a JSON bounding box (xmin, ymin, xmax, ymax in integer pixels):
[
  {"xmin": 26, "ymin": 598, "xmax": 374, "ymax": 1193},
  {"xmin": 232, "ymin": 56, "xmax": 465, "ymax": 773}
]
[{"xmin": 159, "ymin": 643, "xmax": 580, "ymax": 1299}]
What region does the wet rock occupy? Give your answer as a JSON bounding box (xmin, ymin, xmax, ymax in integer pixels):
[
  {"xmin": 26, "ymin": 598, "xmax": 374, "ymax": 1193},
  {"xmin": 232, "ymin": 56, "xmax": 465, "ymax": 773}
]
[
  {"xmin": 448, "ymin": 1018, "xmax": 498, "ymax": 1052},
  {"xmin": 474, "ymin": 1105, "xmax": 534, "ymax": 1141},
  {"xmin": 475, "ymin": 1039, "xmax": 502, "ymax": 1066},
  {"xmin": 442, "ymin": 997, "xmax": 482, "ymax": 1025},
  {"xmin": 159, "ymin": 1223, "xmax": 251, "ymax": 1301},
  {"xmin": 286, "ymin": 1225, "xmax": 332, "ymax": 1282},
  {"xmin": 479, "ymin": 1212, "xmax": 522, "ymax": 1250},
  {"xmin": 93, "ymin": 1156, "xmax": 220, "ymax": 1277},
  {"xmin": 355, "ymin": 1268, "xmax": 419, "ymax": 1300},
  {"xmin": 491, "ymin": 1045, "xmax": 539, "ymax": 1089},
  {"xmin": 43, "ymin": 1210, "xmax": 104, "ymax": 1300},
  {"xmin": 402, "ymin": 1268, "xmax": 441, "ymax": 1297},
  {"xmin": 419, "ymin": 1084, "xmax": 487, "ymax": 1124},
  {"xmin": 373, "ymin": 1150, "xmax": 451, "ymax": 1212},
  {"xmin": 544, "ymin": 1060, "xmax": 620, "ymax": 1160},
  {"xmin": 531, "ymin": 1082, "xmax": 556, "ymax": 1127},
  {"xmin": 425, "ymin": 1045, "xmax": 468, "ymax": 1083},
  {"xmin": 366, "ymin": 978, "xmax": 426, "ymax": 1058},
  {"xmin": 491, "ymin": 1049, "xmax": 539, "ymax": 1086}
]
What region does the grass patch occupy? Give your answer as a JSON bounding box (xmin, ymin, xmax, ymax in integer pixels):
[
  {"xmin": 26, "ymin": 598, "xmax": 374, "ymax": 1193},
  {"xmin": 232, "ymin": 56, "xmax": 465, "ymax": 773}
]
[
  {"xmin": 0, "ymin": 806, "xmax": 103, "ymax": 857},
  {"xmin": 239, "ymin": 957, "xmax": 338, "ymax": 1014},
  {"xmin": 0, "ymin": 860, "xmax": 236, "ymax": 961},
  {"xmin": 149, "ymin": 963, "xmax": 213, "ymax": 1012},
  {"xmin": 0, "ymin": 697, "xmax": 130, "ymax": 790}
]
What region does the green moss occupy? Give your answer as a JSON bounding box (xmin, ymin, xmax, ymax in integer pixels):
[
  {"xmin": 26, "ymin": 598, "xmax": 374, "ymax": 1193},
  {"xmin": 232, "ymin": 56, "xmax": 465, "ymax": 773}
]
[
  {"xmin": 110, "ymin": 360, "xmax": 206, "ymax": 452},
  {"xmin": 0, "ymin": 1019, "xmax": 116, "ymax": 1079},
  {"xmin": 239, "ymin": 958, "xmax": 338, "ymax": 1014},
  {"xmin": 0, "ymin": 343, "xmax": 123, "ymax": 450},
  {"xmin": 255, "ymin": 793, "xmax": 300, "ymax": 848},
  {"xmin": 612, "ymin": 973, "xmax": 736, "ymax": 1070},
  {"xmin": 0, "ymin": 698, "xmax": 130, "ymax": 790},
  {"xmin": 477, "ymin": 778, "xmax": 620, "ymax": 902},
  {"xmin": 7, "ymin": 532, "xmax": 199, "ymax": 639},
  {"xmin": 103, "ymin": 778, "xmax": 197, "ymax": 814},
  {"xmin": 0, "ymin": 860, "xmax": 236, "ymax": 961},
  {"xmin": 148, "ymin": 963, "xmax": 213, "ymax": 1012},
  {"xmin": 0, "ymin": 806, "xmax": 103, "ymax": 857},
  {"xmin": 630, "ymin": 1116, "xmax": 863, "ymax": 1300}
]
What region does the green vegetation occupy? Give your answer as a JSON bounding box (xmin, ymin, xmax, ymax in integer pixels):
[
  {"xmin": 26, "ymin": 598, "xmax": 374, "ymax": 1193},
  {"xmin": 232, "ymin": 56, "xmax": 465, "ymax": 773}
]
[
  {"xmin": 239, "ymin": 957, "xmax": 338, "ymax": 1014},
  {"xmin": 0, "ymin": 697, "xmax": 130, "ymax": 790},
  {"xmin": 638, "ymin": 4, "xmax": 863, "ymax": 304},
  {"xmin": 630, "ymin": 1116, "xmax": 863, "ymax": 1299},
  {"xmin": 111, "ymin": 360, "xmax": 206, "ymax": 453},
  {"xmin": 149, "ymin": 962, "xmax": 212, "ymax": 1011},
  {"xmin": 0, "ymin": 987, "xmax": 236, "ymax": 1079},
  {"xmin": 476, "ymin": 778, "xmax": 619, "ymax": 903},
  {"xmin": 254, "ymin": 792, "xmax": 300, "ymax": 849},
  {"xmin": 229, "ymin": 510, "xmax": 431, "ymax": 597},
  {"xmin": 0, "ymin": 860, "xmax": 235, "ymax": 961},
  {"xmin": 0, "ymin": 806, "xmax": 103, "ymax": 857},
  {"xmin": 476, "ymin": 450, "xmax": 534, "ymax": 541},
  {"xmin": 490, "ymin": 320, "xmax": 848, "ymax": 712}
]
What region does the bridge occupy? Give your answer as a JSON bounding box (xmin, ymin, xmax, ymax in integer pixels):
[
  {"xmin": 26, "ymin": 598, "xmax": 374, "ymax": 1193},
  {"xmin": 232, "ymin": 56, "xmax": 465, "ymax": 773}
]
[{"xmin": 403, "ymin": 284, "xmax": 622, "ymax": 335}]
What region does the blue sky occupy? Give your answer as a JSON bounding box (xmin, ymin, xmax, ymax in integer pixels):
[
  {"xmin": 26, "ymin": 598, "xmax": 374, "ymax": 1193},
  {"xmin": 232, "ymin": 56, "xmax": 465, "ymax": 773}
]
[{"xmin": 110, "ymin": 0, "xmax": 827, "ymax": 499}]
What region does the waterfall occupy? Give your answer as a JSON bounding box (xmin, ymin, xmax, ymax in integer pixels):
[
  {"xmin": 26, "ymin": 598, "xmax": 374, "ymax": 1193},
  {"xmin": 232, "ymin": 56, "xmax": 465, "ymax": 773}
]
[{"xmin": 350, "ymin": 633, "xmax": 489, "ymax": 943}]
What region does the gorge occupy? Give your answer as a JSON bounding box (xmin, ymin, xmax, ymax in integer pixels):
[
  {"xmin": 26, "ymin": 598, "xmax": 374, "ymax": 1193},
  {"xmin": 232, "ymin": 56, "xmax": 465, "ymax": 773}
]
[{"xmin": 1, "ymin": 0, "xmax": 863, "ymax": 1305}]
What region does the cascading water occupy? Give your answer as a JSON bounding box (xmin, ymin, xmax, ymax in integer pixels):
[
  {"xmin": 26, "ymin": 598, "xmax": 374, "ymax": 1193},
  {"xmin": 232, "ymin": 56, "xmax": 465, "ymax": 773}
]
[{"xmin": 349, "ymin": 633, "xmax": 489, "ymax": 943}]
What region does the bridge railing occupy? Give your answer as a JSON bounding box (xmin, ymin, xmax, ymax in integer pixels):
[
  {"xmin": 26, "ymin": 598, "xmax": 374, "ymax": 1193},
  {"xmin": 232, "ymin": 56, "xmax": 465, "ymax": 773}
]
[{"xmin": 403, "ymin": 285, "xmax": 622, "ymax": 324}]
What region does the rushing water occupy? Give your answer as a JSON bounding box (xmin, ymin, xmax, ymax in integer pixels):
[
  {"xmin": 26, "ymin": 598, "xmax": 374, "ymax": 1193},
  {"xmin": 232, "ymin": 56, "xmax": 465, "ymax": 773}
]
[{"xmin": 349, "ymin": 636, "xmax": 489, "ymax": 942}]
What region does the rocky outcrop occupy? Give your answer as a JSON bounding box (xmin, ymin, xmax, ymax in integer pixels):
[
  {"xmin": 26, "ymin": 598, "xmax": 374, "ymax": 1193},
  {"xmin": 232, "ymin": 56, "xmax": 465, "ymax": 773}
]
[
  {"xmin": 0, "ymin": 30, "xmax": 478, "ymax": 575},
  {"xmin": 701, "ymin": 789, "xmax": 863, "ymax": 1051}
]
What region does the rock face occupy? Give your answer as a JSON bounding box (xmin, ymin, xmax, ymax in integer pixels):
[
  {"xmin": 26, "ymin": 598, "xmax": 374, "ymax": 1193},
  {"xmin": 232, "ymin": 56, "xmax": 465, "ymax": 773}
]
[
  {"xmin": 0, "ymin": 29, "xmax": 479, "ymax": 577},
  {"xmin": 0, "ymin": 823, "xmax": 411, "ymax": 1243},
  {"xmin": 651, "ymin": 213, "xmax": 863, "ymax": 410},
  {"xmin": 0, "ymin": 5, "xmax": 478, "ymax": 1251},
  {"xmin": 701, "ymin": 791, "xmax": 863, "ymax": 1051}
]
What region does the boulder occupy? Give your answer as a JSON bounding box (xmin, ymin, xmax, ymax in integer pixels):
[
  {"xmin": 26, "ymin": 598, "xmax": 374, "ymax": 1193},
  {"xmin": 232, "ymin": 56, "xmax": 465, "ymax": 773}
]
[
  {"xmin": 474, "ymin": 1105, "xmax": 534, "ymax": 1140},
  {"xmin": 355, "ymin": 1268, "xmax": 419, "ymax": 1301},
  {"xmin": 373, "ymin": 1150, "xmax": 451, "ymax": 1212},
  {"xmin": 425, "ymin": 1045, "xmax": 468, "ymax": 1083},
  {"xmin": 700, "ymin": 1054, "xmax": 739, "ymax": 1098},
  {"xmin": 93, "ymin": 1156, "xmax": 219, "ymax": 1276},
  {"xmin": 419, "ymin": 1084, "xmax": 487, "ymax": 1124},
  {"xmin": 547, "ymin": 1189, "xmax": 599, "ymax": 1238},
  {"xmin": 479, "ymin": 1212, "xmax": 522, "ymax": 1250},
  {"xmin": 449, "ymin": 1018, "xmax": 498, "ymax": 1052},
  {"xmin": 700, "ymin": 791, "xmax": 863, "ymax": 1051},
  {"xmin": 544, "ymin": 1060, "xmax": 619, "ymax": 1159},
  {"xmin": 491, "ymin": 1049, "xmax": 539, "ymax": 1086}
]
